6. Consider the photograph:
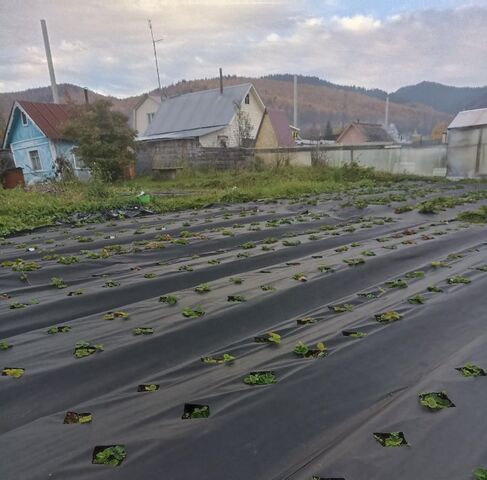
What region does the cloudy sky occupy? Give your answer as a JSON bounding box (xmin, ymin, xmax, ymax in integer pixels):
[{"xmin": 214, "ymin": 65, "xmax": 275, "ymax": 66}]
[{"xmin": 1, "ymin": 0, "xmax": 486, "ymax": 97}]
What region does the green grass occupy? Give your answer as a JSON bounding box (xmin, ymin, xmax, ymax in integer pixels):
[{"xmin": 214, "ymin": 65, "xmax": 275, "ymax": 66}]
[{"xmin": 0, "ymin": 164, "xmax": 421, "ymax": 237}]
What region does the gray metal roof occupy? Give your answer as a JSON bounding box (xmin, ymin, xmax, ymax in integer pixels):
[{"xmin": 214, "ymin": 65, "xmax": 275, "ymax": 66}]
[
  {"xmin": 448, "ymin": 108, "xmax": 487, "ymax": 129},
  {"xmin": 143, "ymin": 83, "xmax": 254, "ymax": 138}
]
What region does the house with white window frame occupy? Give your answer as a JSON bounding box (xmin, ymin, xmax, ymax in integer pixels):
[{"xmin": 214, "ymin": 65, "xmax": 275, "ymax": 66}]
[
  {"xmin": 2, "ymin": 100, "xmax": 88, "ymax": 183},
  {"xmin": 131, "ymin": 93, "xmax": 162, "ymax": 137}
]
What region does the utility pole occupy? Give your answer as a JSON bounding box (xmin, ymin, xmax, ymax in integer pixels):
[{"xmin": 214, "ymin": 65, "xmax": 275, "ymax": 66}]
[
  {"xmin": 148, "ymin": 19, "xmax": 164, "ymax": 101},
  {"xmin": 384, "ymin": 94, "xmax": 390, "ymax": 128},
  {"xmin": 40, "ymin": 19, "xmax": 59, "ymax": 104},
  {"xmin": 293, "ymin": 74, "xmax": 298, "ymax": 128}
]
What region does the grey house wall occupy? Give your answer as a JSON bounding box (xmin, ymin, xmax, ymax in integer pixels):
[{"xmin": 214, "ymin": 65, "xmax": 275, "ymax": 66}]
[{"xmin": 447, "ymin": 126, "xmax": 487, "ymax": 178}]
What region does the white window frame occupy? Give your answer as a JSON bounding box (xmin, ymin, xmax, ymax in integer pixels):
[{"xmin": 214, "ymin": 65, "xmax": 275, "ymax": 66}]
[
  {"xmin": 147, "ymin": 112, "xmax": 155, "ymax": 124},
  {"xmin": 72, "ymin": 151, "xmax": 86, "ymax": 170},
  {"xmin": 28, "ymin": 150, "xmax": 42, "ymax": 171},
  {"xmin": 21, "ymin": 111, "xmax": 28, "ymax": 126},
  {"xmin": 244, "ymin": 94, "xmax": 250, "ymax": 105}
]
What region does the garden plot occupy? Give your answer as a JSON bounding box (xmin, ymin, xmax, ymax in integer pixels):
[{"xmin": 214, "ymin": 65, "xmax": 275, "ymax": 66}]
[{"xmin": 3, "ymin": 181, "xmax": 487, "ymax": 479}]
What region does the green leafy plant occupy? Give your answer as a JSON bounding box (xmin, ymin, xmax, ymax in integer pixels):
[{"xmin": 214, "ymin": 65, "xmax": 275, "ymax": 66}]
[
  {"xmin": 427, "ymin": 285, "xmax": 443, "ymax": 293},
  {"xmin": 228, "ymin": 295, "xmax": 246, "ymax": 302},
  {"xmin": 456, "ymin": 362, "xmax": 486, "ymax": 377},
  {"xmin": 201, "ymin": 353, "xmax": 235, "ymax": 364},
  {"xmin": 195, "ymin": 283, "xmax": 211, "ymax": 294},
  {"xmin": 361, "ymin": 250, "xmax": 376, "ymax": 256},
  {"xmin": 283, "ymin": 239, "xmax": 301, "ymax": 247},
  {"xmin": 73, "ymin": 341, "xmax": 104, "ymax": 359},
  {"xmin": 431, "ymin": 261, "xmax": 449, "ymax": 268},
  {"xmin": 137, "ymin": 384, "xmax": 159, "ymax": 392},
  {"xmin": 0, "ymin": 341, "xmax": 12, "ymax": 350},
  {"xmin": 182, "ymin": 404, "xmax": 210, "ymax": 419},
  {"xmin": 230, "ymin": 277, "xmax": 244, "ymax": 285},
  {"xmin": 297, "ymin": 317, "xmax": 316, "ymax": 325},
  {"xmin": 159, "ymin": 295, "xmax": 177, "ymax": 305},
  {"xmin": 447, "ymin": 275, "xmax": 471, "ymax": 285},
  {"xmin": 9, "ymin": 301, "xmax": 26, "ymax": 309},
  {"xmin": 47, "ymin": 326, "xmax": 71, "ymax": 334},
  {"xmin": 405, "ymin": 271, "xmax": 424, "ymax": 279},
  {"xmin": 178, "ymin": 265, "xmax": 194, "ymax": 272},
  {"xmin": 182, "ymin": 306, "xmax": 205, "ymax": 318},
  {"xmin": 143, "ymin": 272, "xmax": 157, "ymax": 279},
  {"xmin": 386, "ymin": 279, "xmax": 408, "ymax": 289},
  {"xmin": 408, "ymin": 294, "xmax": 426, "ymax": 305},
  {"xmin": 293, "ymin": 341, "xmax": 327, "ymax": 358},
  {"xmin": 133, "ymin": 327, "xmax": 154, "ymax": 336},
  {"xmin": 57, "ymin": 256, "xmax": 79, "ymax": 265},
  {"xmin": 373, "ymin": 432, "xmax": 408, "ymax": 447},
  {"xmin": 260, "ymin": 284, "xmax": 276, "ymax": 292},
  {"xmin": 240, "ymin": 241, "xmax": 256, "ymax": 249},
  {"xmin": 473, "ymin": 468, "xmax": 487, "ymax": 480},
  {"xmin": 292, "ymin": 272, "xmax": 307, "ymax": 282},
  {"xmin": 92, "ymin": 445, "xmax": 126, "ymax": 466},
  {"xmin": 103, "ymin": 311, "xmax": 129, "ymax": 320},
  {"xmin": 63, "ymin": 411, "xmax": 92, "ymax": 424},
  {"xmin": 318, "ymin": 265, "xmax": 335, "ymax": 273},
  {"xmin": 335, "ymin": 245, "xmax": 349, "ymax": 253},
  {"xmin": 329, "ymin": 304, "xmax": 354, "ymax": 313},
  {"xmin": 243, "ymin": 371, "xmax": 277, "ymax": 385},
  {"xmin": 357, "ymin": 288, "xmax": 385, "ymax": 299},
  {"xmin": 67, "ymin": 289, "xmax": 84, "ymax": 296},
  {"xmin": 342, "ymin": 330, "xmax": 366, "ymax": 338},
  {"xmin": 103, "ymin": 280, "xmax": 120, "ymax": 288},
  {"xmin": 2, "ymin": 367, "xmax": 24, "ymax": 378},
  {"xmin": 419, "ymin": 391, "xmax": 454, "ymax": 410},
  {"xmin": 343, "ymin": 258, "xmax": 365, "ymax": 266},
  {"xmin": 375, "ymin": 311, "xmax": 403, "ymax": 323},
  {"xmin": 50, "ymin": 277, "xmax": 67, "ymax": 289}
]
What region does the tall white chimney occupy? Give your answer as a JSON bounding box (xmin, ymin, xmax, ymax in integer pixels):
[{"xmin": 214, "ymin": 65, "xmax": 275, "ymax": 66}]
[{"xmin": 40, "ymin": 19, "xmax": 59, "ymax": 104}]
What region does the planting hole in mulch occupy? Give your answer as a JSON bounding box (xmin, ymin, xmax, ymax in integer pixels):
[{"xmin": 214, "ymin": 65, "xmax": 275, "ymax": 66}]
[
  {"xmin": 293, "ymin": 341, "xmax": 327, "ymax": 358},
  {"xmin": 201, "ymin": 354, "xmax": 235, "ymax": 364},
  {"xmin": 456, "ymin": 363, "xmax": 486, "ymax": 377},
  {"xmin": 329, "ymin": 304, "xmax": 354, "ymax": 313},
  {"xmin": 373, "ymin": 432, "xmax": 408, "ymax": 447},
  {"xmin": 103, "ymin": 311, "xmax": 129, "ymax": 320},
  {"xmin": 228, "ymin": 295, "xmax": 246, "ymax": 302},
  {"xmin": 92, "ymin": 445, "xmax": 126, "ymax": 466},
  {"xmin": 419, "ymin": 392, "xmax": 455, "ymax": 410},
  {"xmin": 311, "ymin": 477, "xmax": 345, "ymax": 480},
  {"xmin": 73, "ymin": 341, "xmax": 103, "ymax": 359},
  {"xmin": 137, "ymin": 384, "xmax": 160, "ymax": 392},
  {"xmin": 297, "ymin": 317, "xmax": 316, "ymax": 325},
  {"xmin": 244, "ymin": 371, "xmax": 277, "ymax": 385},
  {"xmin": 2, "ymin": 367, "xmax": 24, "ymax": 378},
  {"xmin": 342, "ymin": 330, "xmax": 367, "ymax": 339},
  {"xmin": 254, "ymin": 332, "xmax": 281, "ymax": 344},
  {"xmin": 133, "ymin": 327, "xmax": 153, "ymax": 336},
  {"xmin": 375, "ymin": 311, "xmax": 402, "ymax": 323},
  {"xmin": 182, "ymin": 403, "xmax": 210, "ymax": 419},
  {"xmin": 47, "ymin": 326, "xmax": 71, "ymax": 334},
  {"xmin": 357, "ymin": 288, "xmax": 385, "ymax": 299},
  {"xmin": 63, "ymin": 411, "xmax": 92, "ymax": 424}
]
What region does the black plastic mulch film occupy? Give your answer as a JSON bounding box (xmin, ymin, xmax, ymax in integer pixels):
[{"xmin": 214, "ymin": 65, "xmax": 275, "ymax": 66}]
[{"xmin": 1, "ymin": 182, "xmax": 487, "ymax": 479}]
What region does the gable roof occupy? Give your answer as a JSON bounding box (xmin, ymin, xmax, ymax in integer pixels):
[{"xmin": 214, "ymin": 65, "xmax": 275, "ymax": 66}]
[
  {"xmin": 448, "ymin": 108, "xmax": 487, "ymax": 130},
  {"xmin": 337, "ymin": 122, "xmax": 393, "ymax": 143},
  {"xmin": 142, "ymin": 83, "xmax": 263, "ymax": 139},
  {"xmin": 267, "ymin": 109, "xmax": 294, "ymax": 147},
  {"xmin": 133, "ymin": 93, "xmax": 162, "ymax": 112}
]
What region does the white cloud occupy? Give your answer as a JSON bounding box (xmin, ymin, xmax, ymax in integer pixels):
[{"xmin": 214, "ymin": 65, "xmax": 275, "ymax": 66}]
[{"xmin": 0, "ymin": 1, "xmax": 486, "ymax": 96}]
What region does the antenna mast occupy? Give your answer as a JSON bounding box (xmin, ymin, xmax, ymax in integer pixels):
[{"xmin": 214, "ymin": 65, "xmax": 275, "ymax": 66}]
[{"xmin": 148, "ymin": 19, "xmax": 164, "ymax": 101}]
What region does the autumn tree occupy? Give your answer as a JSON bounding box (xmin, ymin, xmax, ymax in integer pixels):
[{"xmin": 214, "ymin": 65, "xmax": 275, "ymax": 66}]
[
  {"xmin": 233, "ymin": 102, "xmax": 253, "ymax": 147},
  {"xmin": 431, "ymin": 121, "xmax": 448, "ymax": 141},
  {"xmin": 61, "ymin": 100, "xmax": 136, "ymax": 182}
]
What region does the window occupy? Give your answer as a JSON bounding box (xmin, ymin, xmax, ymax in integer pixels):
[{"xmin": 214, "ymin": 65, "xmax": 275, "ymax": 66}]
[
  {"xmin": 21, "ymin": 111, "xmax": 28, "ymax": 126},
  {"xmin": 244, "ymin": 94, "xmax": 250, "ymax": 104},
  {"xmin": 147, "ymin": 112, "xmax": 155, "ymax": 124},
  {"xmin": 28, "ymin": 150, "xmax": 42, "ymax": 171},
  {"xmin": 218, "ymin": 135, "xmax": 228, "ymax": 148},
  {"xmin": 72, "ymin": 151, "xmax": 86, "ymax": 169}
]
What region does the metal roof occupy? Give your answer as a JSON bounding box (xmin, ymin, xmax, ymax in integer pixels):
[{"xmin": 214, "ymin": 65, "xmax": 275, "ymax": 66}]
[
  {"xmin": 138, "ymin": 126, "xmax": 225, "ymax": 142},
  {"xmin": 143, "ymin": 83, "xmax": 254, "ymax": 138},
  {"xmin": 17, "ymin": 101, "xmax": 70, "ymax": 139},
  {"xmin": 448, "ymin": 108, "xmax": 487, "ymax": 129},
  {"xmin": 337, "ymin": 122, "xmax": 393, "ymax": 143}
]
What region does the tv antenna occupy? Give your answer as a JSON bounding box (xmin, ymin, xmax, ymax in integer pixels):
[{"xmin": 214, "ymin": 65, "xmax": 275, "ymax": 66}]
[{"xmin": 148, "ymin": 19, "xmax": 164, "ymax": 101}]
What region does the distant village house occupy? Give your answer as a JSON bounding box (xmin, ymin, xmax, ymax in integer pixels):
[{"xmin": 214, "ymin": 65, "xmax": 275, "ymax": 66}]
[
  {"xmin": 336, "ymin": 121, "xmax": 394, "ymax": 145},
  {"xmin": 131, "ymin": 93, "xmax": 162, "ymax": 137},
  {"xmin": 2, "ymin": 101, "xmax": 86, "ymax": 183}
]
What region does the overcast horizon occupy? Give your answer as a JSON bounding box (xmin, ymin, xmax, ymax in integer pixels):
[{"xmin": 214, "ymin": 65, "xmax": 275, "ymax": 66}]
[{"xmin": 1, "ymin": 0, "xmax": 486, "ymax": 98}]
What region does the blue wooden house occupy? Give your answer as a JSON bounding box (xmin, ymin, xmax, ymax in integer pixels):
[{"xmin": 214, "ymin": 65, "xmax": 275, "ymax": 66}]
[{"xmin": 2, "ymin": 101, "xmax": 88, "ymax": 183}]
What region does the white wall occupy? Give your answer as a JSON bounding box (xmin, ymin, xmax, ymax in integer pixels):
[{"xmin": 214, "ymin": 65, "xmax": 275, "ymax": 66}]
[
  {"xmin": 133, "ymin": 96, "xmax": 161, "ymax": 136},
  {"xmin": 447, "ymin": 127, "xmax": 487, "ymax": 178}
]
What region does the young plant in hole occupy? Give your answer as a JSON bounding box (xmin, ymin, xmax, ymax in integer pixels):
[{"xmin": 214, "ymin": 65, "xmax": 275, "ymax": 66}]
[
  {"xmin": 419, "ymin": 392, "xmax": 455, "ymax": 410},
  {"xmin": 293, "ymin": 341, "xmax": 327, "ymax": 358},
  {"xmin": 343, "ymin": 330, "xmax": 367, "ymax": 338},
  {"xmin": 386, "ymin": 279, "xmax": 408, "ymax": 289},
  {"xmin": 375, "ymin": 311, "xmax": 403, "ymax": 323},
  {"xmin": 133, "ymin": 327, "xmax": 154, "ymax": 336},
  {"xmin": 195, "ymin": 283, "xmax": 212, "ymax": 294},
  {"xmin": 358, "ymin": 288, "xmax": 386, "ymax": 299},
  {"xmin": 159, "ymin": 295, "xmax": 177, "ymax": 305},
  {"xmin": 208, "ymin": 259, "xmax": 221, "ymax": 265},
  {"xmin": 137, "ymin": 384, "xmax": 159, "ymax": 392},
  {"xmin": 427, "ymin": 285, "xmax": 443, "ymax": 293},
  {"xmin": 64, "ymin": 411, "xmax": 92, "ymax": 424},
  {"xmin": 318, "ymin": 265, "xmax": 334, "ymax": 273},
  {"xmin": 292, "ymin": 272, "xmax": 308, "ymax": 282},
  {"xmin": 260, "ymin": 284, "xmax": 276, "ymax": 292},
  {"xmin": 143, "ymin": 272, "xmax": 157, "ymax": 279},
  {"xmin": 73, "ymin": 341, "xmax": 104, "ymax": 359},
  {"xmin": 182, "ymin": 404, "xmax": 210, "ymax": 419},
  {"xmin": 201, "ymin": 353, "xmax": 235, "ymax": 364},
  {"xmin": 47, "ymin": 326, "xmax": 71, "ymax": 334},
  {"xmin": 456, "ymin": 362, "xmax": 486, "ymax": 377},
  {"xmin": 351, "ymin": 242, "xmax": 362, "ymax": 247},
  {"xmin": 431, "ymin": 261, "xmax": 449, "ymax": 268},
  {"xmin": 57, "ymin": 256, "xmax": 79, "ymax": 265},
  {"xmin": 343, "ymin": 258, "xmax": 365, "ymax": 266},
  {"xmin": 228, "ymin": 294, "xmax": 246, "ymax": 302},
  {"xmin": 447, "ymin": 275, "xmax": 471, "ymax": 285},
  {"xmin": 103, "ymin": 311, "xmax": 129, "ymax": 320},
  {"xmin": 240, "ymin": 241, "xmax": 256, "ymax": 249},
  {"xmin": 230, "ymin": 277, "xmax": 244, "ymax": 285},
  {"xmin": 2, "ymin": 367, "xmax": 24, "ymax": 378},
  {"xmin": 67, "ymin": 289, "xmax": 84, "ymax": 296},
  {"xmin": 9, "ymin": 301, "xmax": 26, "ymax": 309},
  {"xmin": 50, "ymin": 277, "xmax": 67, "ymax": 289},
  {"xmin": 405, "ymin": 271, "xmax": 424, "ymax": 279},
  {"xmin": 282, "ymin": 239, "xmax": 301, "ymax": 247},
  {"xmin": 243, "ymin": 371, "xmax": 277, "ymax": 385},
  {"xmin": 373, "ymin": 432, "xmax": 408, "ymax": 447},
  {"xmin": 329, "ymin": 304, "xmax": 354, "ymax": 313},
  {"xmin": 178, "ymin": 265, "xmax": 194, "ymax": 272},
  {"xmin": 92, "ymin": 445, "xmax": 126, "ymax": 467},
  {"xmin": 182, "ymin": 306, "xmax": 205, "ymax": 318},
  {"xmin": 408, "ymin": 294, "xmax": 426, "ymax": 305},
  {"xmin": 474, "ymin": 468, "xmax": 487, "ymax": 480},
  {"xmin": 103, "ymin": 280, "xmax": 120, "ymax": 288},
  {"xmin": 297, "ymin": 317, "xmax": 316, "ymax": 325},
  {"xmin": 361, "ymin": 250, "xmax": 376, "ymax": 256},
  {"xmin": 335, "ymin": 245, "xmax": 349, "ymax": 253},
  {"xmin": 0, "ymin": 341, "xmax": 12, "ymax": 350}
]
